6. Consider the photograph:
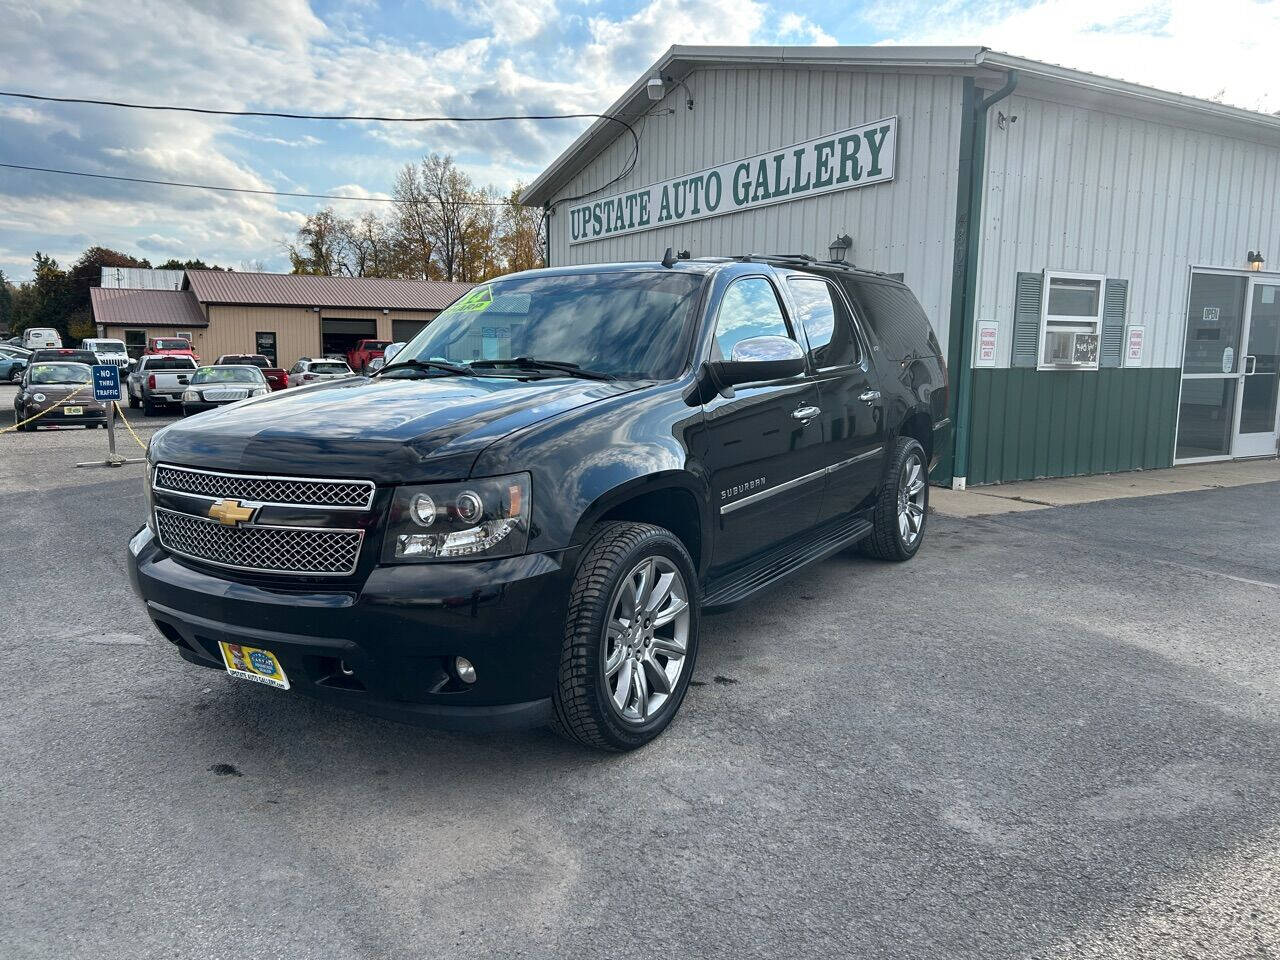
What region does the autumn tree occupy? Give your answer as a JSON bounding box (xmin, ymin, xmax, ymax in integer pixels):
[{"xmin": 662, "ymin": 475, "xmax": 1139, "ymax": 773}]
[
  {"xmin": 285, "ymin": 207, "xmax": 351, "ymax": 275},
  {"xmin": 497, "ymin": 185, "xmax": 544, "ymax": 274}
]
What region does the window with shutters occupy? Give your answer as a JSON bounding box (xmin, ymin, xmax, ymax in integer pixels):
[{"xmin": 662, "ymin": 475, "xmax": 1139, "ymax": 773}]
[{"xmin": 1038, "ymin": 271, "xmax": 1104, "ymax": 370}]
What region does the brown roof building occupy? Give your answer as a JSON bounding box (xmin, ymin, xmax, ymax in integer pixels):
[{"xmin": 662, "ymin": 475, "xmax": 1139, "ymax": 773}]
[{"xmin": 92, "ymin": 271, "xmax": 474, "ymax": 366}]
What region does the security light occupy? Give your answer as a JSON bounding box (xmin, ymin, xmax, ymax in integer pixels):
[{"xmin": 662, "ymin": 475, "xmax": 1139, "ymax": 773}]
[
  {"xmin": 828, "ymin": 234, "xmax": 853, "ymax": 263},
  {"xmin": 1248, "ymin": 250, "xmax": 1265, "ymax": 271},
  {"xmin": 645, "ymin": 75, "xmax": 665, "ymax": 101}
]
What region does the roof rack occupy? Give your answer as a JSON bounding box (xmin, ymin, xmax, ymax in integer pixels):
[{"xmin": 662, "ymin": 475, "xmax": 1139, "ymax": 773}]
[{"xmin": 737, "ymin": 254, "xmax": 903, "ymax": 280}]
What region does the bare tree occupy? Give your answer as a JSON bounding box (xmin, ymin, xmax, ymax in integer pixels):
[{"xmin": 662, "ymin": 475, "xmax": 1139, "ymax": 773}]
[{"xmin": 285, "ymin": 207, "xmax": 351, "ymax": 275}]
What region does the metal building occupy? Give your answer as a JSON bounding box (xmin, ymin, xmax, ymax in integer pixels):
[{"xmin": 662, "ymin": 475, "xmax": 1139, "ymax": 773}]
[{"xmin": 522, "ymin": 46, "xmax": 1280, "ymax": 486}]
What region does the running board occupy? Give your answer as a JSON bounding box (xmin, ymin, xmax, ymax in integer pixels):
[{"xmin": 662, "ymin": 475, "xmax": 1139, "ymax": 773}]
[{"xmin": 703, "ymin": 515, "xmax": 873, "ymax": 612}]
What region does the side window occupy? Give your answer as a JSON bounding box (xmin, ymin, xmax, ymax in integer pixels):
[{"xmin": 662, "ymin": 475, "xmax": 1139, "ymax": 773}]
[
  {"xmin": 787, "ymin": 278, "xmax": 861, "ymax": 368},
  {"xmin": 713, "ymin": 277, "xmax": 792, "ymax": 360}
]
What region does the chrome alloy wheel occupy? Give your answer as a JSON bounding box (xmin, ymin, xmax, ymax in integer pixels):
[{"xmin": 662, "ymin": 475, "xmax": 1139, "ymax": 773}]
[
  {"xmin": 603, "ymin": 556, "xmax": 691, "ymax": 724},
  {"xmin": 897, "ymin": 452, "xmax": 927, "ymax": 547}
]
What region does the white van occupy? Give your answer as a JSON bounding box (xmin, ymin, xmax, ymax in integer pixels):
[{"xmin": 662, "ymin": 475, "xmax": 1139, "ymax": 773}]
[
  {"xmin": 81, "ymin": 338, "xmax": 131, "ymax": 368},
  {"xmin": 21, "ymin": 328, "xmax": 62, "ymax": 349}
]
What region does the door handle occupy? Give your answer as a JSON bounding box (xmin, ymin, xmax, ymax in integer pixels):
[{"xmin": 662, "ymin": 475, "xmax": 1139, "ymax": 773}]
[
  {"xmin": 1244, "ymin": 355, "xmax": 1258, "ymax": 375},
  {"xmin": 859, "ymin": 390, "xmax": 881, "ymax": 402},
  {"xmin": 792, "ymin": 405, "xmax": 821, "ymax": 422}
]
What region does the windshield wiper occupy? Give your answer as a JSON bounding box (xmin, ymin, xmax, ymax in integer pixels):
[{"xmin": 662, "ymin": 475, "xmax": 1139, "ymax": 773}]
[
  {"xmin": 377, "ymin": 358, "xmax": 471, "ymax": 377},
  {"xmin": 468, "ymin": 357, "xmax": 614, "ymax": 381}
]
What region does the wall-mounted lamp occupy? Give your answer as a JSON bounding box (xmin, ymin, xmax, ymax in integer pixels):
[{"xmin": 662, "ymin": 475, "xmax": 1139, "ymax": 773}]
[
  {"xmin": 645, "ymin": 75, "xmax": 665, "ymax": 102},
  {"xmin": 997, "ymin": 110, "xmax": 1018, "ymax": 130},
  {"xmin": 312, "ymin": 306, "xmax": 320, "ymax": 313},
  {"xmin": 382, "ymin": 308, "xmax": 390, "ymax": 315},
  {"xmin": 828, "ymin": 233, "xmax": 853, "ymax": 263},
  {"xmin": 1248, "ymin": 250, "xmax": 1266, "ymax": 272}
]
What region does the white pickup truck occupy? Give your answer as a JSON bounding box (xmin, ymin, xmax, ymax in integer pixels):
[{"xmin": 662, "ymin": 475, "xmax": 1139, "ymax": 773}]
[{"xmin": 126, "ymin": 355, "xmax": 198, "ymax": 416}]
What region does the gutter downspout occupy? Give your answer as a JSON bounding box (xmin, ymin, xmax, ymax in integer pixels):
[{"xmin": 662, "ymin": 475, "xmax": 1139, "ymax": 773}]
[{"xmin": 947, "ymin": 68, "xmax": 1016, "ymax": 490}]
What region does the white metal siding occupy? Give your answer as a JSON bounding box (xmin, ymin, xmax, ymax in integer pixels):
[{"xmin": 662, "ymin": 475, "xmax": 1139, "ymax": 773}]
[
  {"xmin": 548, "ymin": 67, "xmax": 965, "ymax": 354},
  {"xmin": 977, "ymin": 91, "xmax": 1280, "ymax": 369}
]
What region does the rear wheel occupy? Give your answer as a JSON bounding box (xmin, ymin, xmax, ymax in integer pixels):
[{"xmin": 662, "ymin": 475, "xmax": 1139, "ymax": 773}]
[
  {"xmin": 142, "ymin": 397, "xmax": 157, "ymax": 417},
  {"xmin": 862, "ymin": 437, "xmax": 929, "ymax": 561},
  {"xmin": 551, "ymin": 522, "xmax": 699, "ymax": 751},
  {"xmin": 8, "ymin": 367, "xmax": 20, "ymax": 383}
]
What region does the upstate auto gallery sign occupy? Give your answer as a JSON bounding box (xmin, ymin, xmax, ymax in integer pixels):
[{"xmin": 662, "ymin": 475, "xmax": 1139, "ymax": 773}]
[{"xmin": 568, "ymin": 116, "xmax": 897, "ymax": 245}]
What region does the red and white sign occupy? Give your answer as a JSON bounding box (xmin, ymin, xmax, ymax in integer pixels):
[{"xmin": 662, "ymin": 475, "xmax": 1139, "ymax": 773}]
[
  {"xmin": 1126, "ymin": 326, "xmax": 1145, "ymax": 365},
  {"xmin": 975, "ymin": 320, "xmax": 999, "ymax": 367}
]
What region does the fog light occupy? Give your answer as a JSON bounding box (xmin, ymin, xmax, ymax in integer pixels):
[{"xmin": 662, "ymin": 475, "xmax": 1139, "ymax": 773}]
[{"xmin": 454, "ymin": 656, "xmax": 477, "ymax": 684}]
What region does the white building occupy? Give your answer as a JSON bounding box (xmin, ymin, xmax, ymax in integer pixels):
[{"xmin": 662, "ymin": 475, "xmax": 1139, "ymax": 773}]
[{"xmin": 523, "ymin": 46, "xmax": 1280, "ymax": 485}]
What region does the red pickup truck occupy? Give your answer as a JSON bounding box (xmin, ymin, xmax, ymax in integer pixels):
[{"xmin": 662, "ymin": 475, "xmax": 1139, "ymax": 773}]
[
  {"xmin": 148, "ymin": 337, "xmax": 200, "ymax": 362},
  {"xmin": 346, "ymin": 339, "xmax": 390, "ymax": 373},
  {"xmin": 214, "ymin": 354, "xmax": 288, "ymax": 391}
]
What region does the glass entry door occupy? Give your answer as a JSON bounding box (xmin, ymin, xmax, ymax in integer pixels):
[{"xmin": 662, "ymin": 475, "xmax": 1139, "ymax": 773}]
[
  {"xmin": 1176, "ymin": 272, "xmax": 1280, "ymax": 462},
  {"xmin": 1176, "ymin": 273, "xmax": 1248, "ymax": 461},
  {"xmin": 1235, "ymin": 281, "xmax": 1280, "ymax": 457}
]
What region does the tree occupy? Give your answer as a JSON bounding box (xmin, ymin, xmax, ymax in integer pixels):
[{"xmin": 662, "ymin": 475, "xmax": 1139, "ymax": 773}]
[
  {"xmin": 0, "ymin": 269, "xmax": 13, "ymax": 332},
  {"xmin": 346, "ymin": 211, "xmax": 400, "ymax": 277},
  {"xmin": 496, "ymin": 185, "xmax": 544, "ymax": 274},
  {"xmin": 285, "ymin": 208, "xmax": 352, "ymax": 275},
  {"xmin": 392, "ymin": 162, "xmax": 438, "ymax": 280},
  {"xmin": 155, "ymin": 257, "xmax": 225, "ymax": 271}
]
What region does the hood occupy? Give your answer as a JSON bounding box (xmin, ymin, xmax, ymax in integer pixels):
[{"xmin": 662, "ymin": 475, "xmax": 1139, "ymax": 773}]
[{"xmin": 150, "ymin": 373, "xmax": 639, "ymax": 481}]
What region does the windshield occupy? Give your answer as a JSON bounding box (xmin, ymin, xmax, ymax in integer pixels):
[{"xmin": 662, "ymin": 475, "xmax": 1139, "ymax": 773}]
[
  {"xmin": 145, "ymin": 357, "xmax": 197, "ymax": 370},
  {"xmin": 153, "ymin": 339, "xmax": 190, "ymax": 350},
  {"xmin": 362, "ymin": 341, "xmax": 390, "ymax": 350},
  {"xmin": 29, "ymin": 363, "xmax": 91, "ymax": 385},
  {"xmin": 192, "ymin": 366, "xmax": 265, "ymax": 384},
  {"xmin": 87, "ymin": 341, "xmax": 125, "ymax": 352},
  {"xmin": 396, "ymin": 271, "xmax": 705, "ymax": 379},
  {"xmin": 220, "ymin": 355, "xmax": 268, "ymax": 367},
  {"xmin": 311, "ymin": 362, "xmax": 349, "ymax": 375}
]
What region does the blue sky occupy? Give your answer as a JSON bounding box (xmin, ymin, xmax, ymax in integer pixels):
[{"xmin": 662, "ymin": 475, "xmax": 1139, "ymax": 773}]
[{"xmin": 1, "ymin": 0, "xmax": 1276, "ymax": 281}]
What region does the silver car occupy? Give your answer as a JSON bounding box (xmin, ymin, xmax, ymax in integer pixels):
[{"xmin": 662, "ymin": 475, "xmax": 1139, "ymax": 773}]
[{"xmin": 287, "ymin": 357, "xmax": 354, "ymax": 387}]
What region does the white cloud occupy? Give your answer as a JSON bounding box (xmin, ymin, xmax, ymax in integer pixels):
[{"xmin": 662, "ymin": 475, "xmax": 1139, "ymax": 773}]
[
  {"xmin": 774, "ymin": 12, "xmax": 838, "ymax": 45},
  {"xmin": 880, "ymin": 0, "xmax": 1280, "ymax": 113}
]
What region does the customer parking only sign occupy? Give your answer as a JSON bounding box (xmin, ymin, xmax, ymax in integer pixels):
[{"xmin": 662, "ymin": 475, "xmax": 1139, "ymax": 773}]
[{"xmin": 568, "ymin": 116, "xmax": 897, "ymax": 244}]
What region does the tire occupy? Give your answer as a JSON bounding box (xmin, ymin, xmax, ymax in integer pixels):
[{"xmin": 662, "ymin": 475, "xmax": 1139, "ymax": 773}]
[
  {"xmin": 551, "ymin": 521, "xmax": 700, "ymax": 751},
  {"xmin": 8, "ymin": 368, "xmax": 20, "ymax": 383},
  {"xmin": 128, "ymin": 393, "xmax": 139, "ymax": 409},
  {"xmin": 862, "ymin": 437, "xmax": 929, "ymax": 562},
  {"xmin": 142, "ymin": 398, "xmax": 157, "ymax": 417}
]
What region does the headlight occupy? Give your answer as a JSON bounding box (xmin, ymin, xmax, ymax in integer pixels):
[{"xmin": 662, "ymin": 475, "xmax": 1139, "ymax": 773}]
[
  {"xmin": 383, "ymin": 473, "xmax": 530, "ymax": 562},
  {"xmin": 32, "ymin": 392, "xmax": 46, "ymax": 403},
  {"xmin": 182, "ymin": 389, "xmax": 199, "ymax": 401},
  {"xmin": 250, "ymin": 387, "xmax": 267, "ymax": 397}
]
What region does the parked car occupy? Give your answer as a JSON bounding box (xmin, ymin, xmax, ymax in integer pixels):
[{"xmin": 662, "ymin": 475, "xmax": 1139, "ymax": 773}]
[
  {"xmin": 346, "ymin": 339, "xmax": 390, "ymax": 373},
  {"xmin": 81, "ymin": 338, "xmax": 133, "ymax": 371},
  {"xmin": 0, "ymin": 346, "xmax": 29, "ymax": 382},
  {"xmin": 147, "ymin": 337, "xmax": 200, "ymax": 362},
  {"xmin": 21, "ymin": 327, "xmax": 62, "ymax": 350},
  {"xmin": 28, "ymin": 348, "xmax": 102, "ymax": 367},
  {"xmin": 181, "ymin": 365, "xmax": 270, "ymax": 416},
  {"xmin": 13, "ymin": 361, "xmax": 106, "ymax": 430},
  {"xmin": 213, "ymin": 354, "xmax": 287, "ymax": 391},
  {"xmin": 126, "ymin": 355, "xmax": 199, "ymax": 415},
  {"xmin": 128, "ymin": 254, "xmax": 947, "ymax": 750},
  {"xmin": 287, "ymin": 357, "xmax": 354, "ymax": 387}
]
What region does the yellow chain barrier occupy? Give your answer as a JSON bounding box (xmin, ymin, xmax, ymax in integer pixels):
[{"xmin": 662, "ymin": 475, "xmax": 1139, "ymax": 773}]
[
  {"xmin": 1, "ymin": 384, "xmax": 90, "ymax": 434},
  {"xmin": 112, "ymin": 401, "xmax": 149, "ymax": 452}
]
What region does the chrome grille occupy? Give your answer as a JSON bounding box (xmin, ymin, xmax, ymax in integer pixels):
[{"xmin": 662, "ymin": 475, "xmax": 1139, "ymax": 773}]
[
  {"xmin": 154, "ymin": 464, "xmax": 375, "ymax": 509},
  {"xmin": 155, "ymin": 508, "xmax": 362, "ymax": 576},
  {"xmin": 201, "ymin": 387, "xmax": 250, "ymax": 401}
]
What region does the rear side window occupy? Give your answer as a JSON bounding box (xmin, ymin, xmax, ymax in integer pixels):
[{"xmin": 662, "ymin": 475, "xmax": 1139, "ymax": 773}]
[
  {"xmin": 840, "ymin": 277, "xmax": 940, "ymax": 361},
  {"xmin": 145, "ymin": 357, "xmax": 197, "ymax": 371},
  {"xmin": 787, "ymin": 278, "xmax": 861, "ymax": 369},
  {"xmin": 713, "ymin": 277, "xmax": 792, "ymax": 360}
]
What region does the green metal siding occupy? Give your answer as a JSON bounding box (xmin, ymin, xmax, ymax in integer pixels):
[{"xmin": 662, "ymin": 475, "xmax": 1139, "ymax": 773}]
[{"xmin": 967, "ymin": 368, "xmax": 1181, "ymax": 484}]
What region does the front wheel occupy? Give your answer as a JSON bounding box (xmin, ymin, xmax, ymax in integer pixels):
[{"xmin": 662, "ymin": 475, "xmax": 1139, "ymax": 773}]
[
  {"xmin": 862, "ymin": 437, "xmax": 929, "ymax": 561},
  {"xmin": 551, "ymin": 522, "xmax": 700, "ymax": 751},
  {"xmin": 8, "ymin": 368, "xmax": 20, "ymax": 383}
]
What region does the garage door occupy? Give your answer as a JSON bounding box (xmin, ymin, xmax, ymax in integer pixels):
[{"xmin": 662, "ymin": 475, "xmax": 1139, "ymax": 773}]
[{"xmin": 393, "ymin": 319, "xmax": 429, "ymax": 343}]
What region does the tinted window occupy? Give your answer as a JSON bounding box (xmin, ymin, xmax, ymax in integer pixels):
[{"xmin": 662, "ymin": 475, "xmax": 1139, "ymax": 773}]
[
  {"xmin": 713, "ymin": 277, "xmax": 791, "ymax": 360},
  {"xmin": 399, "ymin": 271, "xmax": 705, "ymax": 380},
  {"xmin": 143, "ymin": 357, "xmax": 198, "ymax": 371},
  {"xmin": 310, "ymin": 362, "xmax": 350, "ymax": 375},
  {"xmin": 152, "ymin": 339, "xmax": 190, "ymax": 350},
  {"xmin": 787, "ymin": 278, "xmax": 861, "ymax": 368},
  {"xmin": 840, "ymin": 277, "xmax": 940, "ymax": 361}
]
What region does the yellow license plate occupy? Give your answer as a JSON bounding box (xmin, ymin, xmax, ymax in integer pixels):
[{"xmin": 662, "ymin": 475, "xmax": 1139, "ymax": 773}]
[
  {"xmin": 218, "ymin": 641, "xmax": 290, "ymax": 690},
  {"xmin": 64, "ymin": 406, "xmax": 83, "ymax": 415}
]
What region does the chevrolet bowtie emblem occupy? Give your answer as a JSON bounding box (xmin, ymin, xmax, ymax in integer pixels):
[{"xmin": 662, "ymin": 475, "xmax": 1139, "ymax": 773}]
[{"xmin": 208, "ymin": 498, "xmax": 255, "ymax": 526}]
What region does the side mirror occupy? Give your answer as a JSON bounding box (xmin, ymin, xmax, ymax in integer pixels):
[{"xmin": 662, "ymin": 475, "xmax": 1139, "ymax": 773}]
[
  {"xmin": 383, "ymin": 342, "xmax": 406, "ymax": 364},
  {"xmin": 709, "ymin": 335, "xmax": 806, "ymax": 388}
]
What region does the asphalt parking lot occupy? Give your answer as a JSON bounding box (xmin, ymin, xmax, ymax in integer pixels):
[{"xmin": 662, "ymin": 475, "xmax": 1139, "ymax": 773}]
[{"xmin": 3, "ymin": 380, "xmax": 1278, "ymax": 960}]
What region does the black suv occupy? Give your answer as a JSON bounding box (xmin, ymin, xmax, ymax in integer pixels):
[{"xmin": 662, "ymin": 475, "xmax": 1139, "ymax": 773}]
[{"xmin": 128, "ymin": 255, "xmax": 948, "ymax": 750}]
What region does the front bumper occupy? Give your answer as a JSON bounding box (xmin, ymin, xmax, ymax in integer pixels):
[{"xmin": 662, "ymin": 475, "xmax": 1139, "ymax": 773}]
[
  {"xmin": 24, "ymin": 404, "xmax": 107, "ymax": 426},
  {"xmin": 127, "ymin": 526, "xmax": 578, "ymax": 731}
]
